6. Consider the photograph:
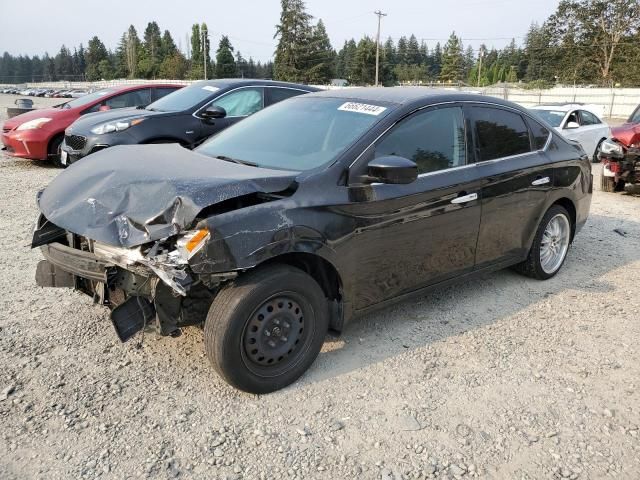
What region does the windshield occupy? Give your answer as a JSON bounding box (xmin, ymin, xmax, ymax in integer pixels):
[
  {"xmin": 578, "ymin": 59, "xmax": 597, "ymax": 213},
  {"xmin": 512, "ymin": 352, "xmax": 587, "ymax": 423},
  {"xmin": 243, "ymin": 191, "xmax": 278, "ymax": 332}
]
[
  {"xmin": 146, "ymin": 83, "xmax": 218, "ymax": 112},
  {"xmin": 529, "ymin": 109, "xmax": 565, "ymax": 127},
  {"xmin": 62, "ymin": 89, "xmax": 116, "ymax": 109},
  {"xmin": 197, "ymin": 97, "xmax": 391, "ymax": 171},
  {"xmin": 629, "ymin": 107, "xmax": 640, "ymax": 124}
]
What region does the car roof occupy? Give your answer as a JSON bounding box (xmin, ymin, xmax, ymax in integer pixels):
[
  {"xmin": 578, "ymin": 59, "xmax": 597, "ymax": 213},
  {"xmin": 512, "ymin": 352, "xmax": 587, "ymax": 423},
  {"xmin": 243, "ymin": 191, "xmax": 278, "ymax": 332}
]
[
  {"xmin": 107, "ymin": 83, "xmax": 184, "ymax": 93},
  {"xmin": 190, "ymin": 79, "xmax": 320, "ymax": 91},
  {"xmin": 305, "ymin": 87, "xmax": 518, "ymax": 109}
]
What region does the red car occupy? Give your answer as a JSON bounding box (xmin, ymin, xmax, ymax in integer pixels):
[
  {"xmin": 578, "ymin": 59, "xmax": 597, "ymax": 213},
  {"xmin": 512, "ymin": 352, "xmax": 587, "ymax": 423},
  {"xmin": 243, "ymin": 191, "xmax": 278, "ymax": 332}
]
[
  {"xmin": 1, "ymin": 84, "xmax": 182, "ymax": 166},
  {"xmin": 597, "ymin": 105, "xmax": 640, "ymax": 191}
]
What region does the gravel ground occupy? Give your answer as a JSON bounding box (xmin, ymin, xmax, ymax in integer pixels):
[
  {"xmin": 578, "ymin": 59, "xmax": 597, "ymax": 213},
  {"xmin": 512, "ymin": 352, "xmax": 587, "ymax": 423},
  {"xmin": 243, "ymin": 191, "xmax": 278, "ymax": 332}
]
[{"xmin": 0, "ymin": 95, "xmax": 639, "ymax": 479}]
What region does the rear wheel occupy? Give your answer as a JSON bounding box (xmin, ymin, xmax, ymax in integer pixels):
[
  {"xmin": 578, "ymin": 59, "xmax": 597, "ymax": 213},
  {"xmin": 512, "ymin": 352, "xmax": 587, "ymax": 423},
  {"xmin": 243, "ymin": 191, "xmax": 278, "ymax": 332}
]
[
  {"xmin": 513, "ymin": 205, "xmax": 572, "ymax": 280},
  {"xmin": 48, "ymin": 135, "xmax": 64, "ymax": 168},
  {"xmin": 204, "ymin": 265, "xmax": 329, "ymax": 394}
]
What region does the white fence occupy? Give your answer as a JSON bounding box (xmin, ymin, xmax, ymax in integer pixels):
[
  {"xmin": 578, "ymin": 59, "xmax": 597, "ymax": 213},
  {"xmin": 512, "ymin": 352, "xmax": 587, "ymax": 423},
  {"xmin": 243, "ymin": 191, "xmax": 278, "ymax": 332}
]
[{"xmin": 3, "ymin": 79, "xmax": 639, "ymax": 119}]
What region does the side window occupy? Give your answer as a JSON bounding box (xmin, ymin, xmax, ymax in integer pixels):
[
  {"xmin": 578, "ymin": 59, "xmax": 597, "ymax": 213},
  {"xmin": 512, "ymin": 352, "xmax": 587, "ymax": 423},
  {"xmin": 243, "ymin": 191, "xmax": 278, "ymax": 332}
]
[
  {"xmin": 153, "ymin": 87, "xmax": 180, "ymax": 101},
  {"xmin": 82, "ymin": 103, "xmax": 102, "ymax": 114},
  {"xmin": 267, "ymin": 88, "xmax": 305, "ymax": 105},
  {"xmin": 472, "ymin": 107, "xmax": 531, "ymax": 161},
  {"xmin": 580, "ymin": 110, "xmax": 601, "ymax": 125},
  {"xmin": 374, "ymin": 106, "xmax": 466, "ymax": 175},
  {"xmin": 105, "ymin": 89, "xmax": 151, "ymax": 109},
  {"xmin": 210, "ymin": 88, "xmax": 264, "ymax": 117},
  {"xmin": 527, "ymin": 117, "xmax": 550, "ymax": 150}
]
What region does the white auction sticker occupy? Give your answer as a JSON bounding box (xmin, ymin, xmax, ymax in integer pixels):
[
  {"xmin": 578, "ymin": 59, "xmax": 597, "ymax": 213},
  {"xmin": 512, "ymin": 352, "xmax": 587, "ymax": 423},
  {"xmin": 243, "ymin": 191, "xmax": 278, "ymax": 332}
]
[
  {"xmin": 202, "ymin": 86, "xmax": 220, "ymax": 92},
  {"xmin": 338, "ymin": 102, "xmax": 387, "ymax": 116}
]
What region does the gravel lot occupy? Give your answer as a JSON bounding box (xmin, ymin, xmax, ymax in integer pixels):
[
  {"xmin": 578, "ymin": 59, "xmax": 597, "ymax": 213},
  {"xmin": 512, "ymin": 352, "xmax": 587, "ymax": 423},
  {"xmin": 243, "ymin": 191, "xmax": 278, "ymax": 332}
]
[{"xmin": 1, "ymin": 95, "xmax": 639, "ymax": 480}]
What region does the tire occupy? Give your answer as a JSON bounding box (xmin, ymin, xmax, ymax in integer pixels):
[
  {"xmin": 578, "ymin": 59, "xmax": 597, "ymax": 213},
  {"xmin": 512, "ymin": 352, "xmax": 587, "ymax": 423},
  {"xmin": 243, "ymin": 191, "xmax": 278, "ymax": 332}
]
[
  {"xmin": 614, "ymin": 179, "xmax": 626, "ymax": 192},
  {"xmin": 48, "ymin": 135, "xmax": 64, "ymax": 168},
  {"xmin": 204, "ymin": 265, "xmax": 329, "ymax": 394},
  {"xmin": 592, "ymin": 139, "xmax": 605, "ymax": 163},
  {"xmin": 513, "ymin": 205, "xmax": 572, "ymax": 280},
  {"xmin": 601, "ymin": 174, "xmax": 616, "ymax": 192}
]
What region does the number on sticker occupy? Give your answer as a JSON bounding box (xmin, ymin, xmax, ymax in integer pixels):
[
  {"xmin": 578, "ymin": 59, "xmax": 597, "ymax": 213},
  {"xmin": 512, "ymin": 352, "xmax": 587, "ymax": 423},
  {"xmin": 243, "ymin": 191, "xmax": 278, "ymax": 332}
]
[{"xmin": 338, "ymin": 102, "xmax": 387, "ymax": 116}]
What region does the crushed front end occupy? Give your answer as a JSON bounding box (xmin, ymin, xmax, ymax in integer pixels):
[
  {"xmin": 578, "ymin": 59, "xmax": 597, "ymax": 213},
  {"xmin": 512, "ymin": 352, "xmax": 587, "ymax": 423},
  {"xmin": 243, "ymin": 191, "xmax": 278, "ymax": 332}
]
[{"xmin": 32, "ymin": 214, "xmax": 234, "ymax": 342}]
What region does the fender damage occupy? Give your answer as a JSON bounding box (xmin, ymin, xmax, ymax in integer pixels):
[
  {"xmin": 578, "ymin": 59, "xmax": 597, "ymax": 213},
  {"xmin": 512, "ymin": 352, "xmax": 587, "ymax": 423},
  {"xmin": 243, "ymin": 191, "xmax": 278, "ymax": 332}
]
[{"xmin": 32, "ymin": 144, "xmax": 299, "ymax": 340}]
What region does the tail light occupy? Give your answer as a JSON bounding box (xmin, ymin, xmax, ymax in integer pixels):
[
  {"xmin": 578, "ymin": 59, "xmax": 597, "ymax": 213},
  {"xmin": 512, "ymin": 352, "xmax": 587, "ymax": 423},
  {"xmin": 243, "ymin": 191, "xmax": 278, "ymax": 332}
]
[{"xmin": 606, "ymin": 161, "xmax": 622, "ymax": 174}]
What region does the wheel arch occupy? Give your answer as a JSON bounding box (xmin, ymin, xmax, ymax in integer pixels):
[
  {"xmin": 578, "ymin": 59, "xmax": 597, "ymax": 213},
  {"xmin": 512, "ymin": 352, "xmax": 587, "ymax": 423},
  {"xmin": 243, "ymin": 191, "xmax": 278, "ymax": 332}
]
[
  {"xmin": 47, "ymin": 131, "xmax": 65, "ymax": 154},
  {"xmin": 257, "ymin": 251, "xmax": 345, "ymax": 332},
  {"xmin": 550, "ymin": 197, "xmax": 577, "ymax": 241}
]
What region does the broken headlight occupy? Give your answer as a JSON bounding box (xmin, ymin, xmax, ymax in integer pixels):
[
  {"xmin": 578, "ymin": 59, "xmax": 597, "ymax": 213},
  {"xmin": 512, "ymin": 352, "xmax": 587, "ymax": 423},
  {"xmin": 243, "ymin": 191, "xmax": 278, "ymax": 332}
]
[
  {"xmin": 600, "ymin": 139, "xmax": 624, "ymax": 158},
  {"xmin": 176, "ymin": 228, "xmax": 210, "ymax": 261}
]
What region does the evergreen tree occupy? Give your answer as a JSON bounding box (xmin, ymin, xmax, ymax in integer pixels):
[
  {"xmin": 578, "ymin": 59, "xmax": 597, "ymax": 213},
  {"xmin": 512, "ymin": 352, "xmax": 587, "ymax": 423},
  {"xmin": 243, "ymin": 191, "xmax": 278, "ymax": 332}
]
[
  {"xmin": 85, "ymin": 36, "xmax": 109, "ymax": 81},
  {"xmin": 352, "ymin": 36, "xmax": 377, "ymax": 85},
  {"xmin": 215, "ymin": 35, "xmax": 236, "ymax": 78},
  {"xmin": 306, "ymin": 19, "xmax": 335, "ymax": 84},
  {"xmin": 274, "ymin": 0, "xmax": 313, "ymax": 82},
  {"xmin": 138, "ymin": 21, "xmax": 162, "ymax": 78},
  {"xmin": 440, "ymin": 33, "xmax": 464, "ymax": 82}
]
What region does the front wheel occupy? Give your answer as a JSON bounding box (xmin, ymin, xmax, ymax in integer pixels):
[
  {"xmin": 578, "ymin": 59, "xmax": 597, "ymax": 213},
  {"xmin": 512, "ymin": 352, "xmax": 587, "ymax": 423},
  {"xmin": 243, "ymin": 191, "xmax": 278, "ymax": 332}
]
[
  {"xmin": 48, "ymin": 135, "xmax": 65, "ymax": 168},
  {"xmin": 513, "ymin": 205, "xmax": 572, "ymax": 280},
  {"xmin": 204, "ymin": 265, "xmax": 329, "ymax": 394}
]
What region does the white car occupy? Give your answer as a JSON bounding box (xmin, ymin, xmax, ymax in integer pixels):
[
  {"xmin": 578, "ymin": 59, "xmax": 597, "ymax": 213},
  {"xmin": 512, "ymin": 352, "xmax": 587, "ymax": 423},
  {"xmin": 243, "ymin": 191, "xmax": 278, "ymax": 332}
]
[{"xmin": 529, "ymin": 104, "xmax": 611, "ymax": 161}]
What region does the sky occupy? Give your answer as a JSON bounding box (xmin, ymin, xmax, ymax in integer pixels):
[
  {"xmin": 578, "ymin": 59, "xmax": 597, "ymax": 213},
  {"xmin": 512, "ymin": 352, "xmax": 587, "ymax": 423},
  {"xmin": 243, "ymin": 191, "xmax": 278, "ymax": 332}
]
[{"xmin": 0, "ymin": 0, "xmax": 561, "ymax": 61}]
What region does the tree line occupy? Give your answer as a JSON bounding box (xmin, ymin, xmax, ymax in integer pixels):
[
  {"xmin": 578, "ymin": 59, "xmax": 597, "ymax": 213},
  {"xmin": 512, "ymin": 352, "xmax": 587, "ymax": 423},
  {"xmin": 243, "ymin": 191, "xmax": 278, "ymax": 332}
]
[
  {"xmin": 1, "ymin": 0, "xmax": 639, "ymax": 87},
  {"xmin": 0, "ymin": 21, "xmax": 273, "ymax": 83}
]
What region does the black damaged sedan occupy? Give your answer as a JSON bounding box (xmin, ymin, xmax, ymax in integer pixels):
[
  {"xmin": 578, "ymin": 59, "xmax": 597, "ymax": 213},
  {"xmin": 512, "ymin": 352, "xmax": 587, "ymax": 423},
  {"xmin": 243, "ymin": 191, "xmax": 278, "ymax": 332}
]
[{"xmin": 33, "ymin": 88, "xmax": 592, "ymax": 393}]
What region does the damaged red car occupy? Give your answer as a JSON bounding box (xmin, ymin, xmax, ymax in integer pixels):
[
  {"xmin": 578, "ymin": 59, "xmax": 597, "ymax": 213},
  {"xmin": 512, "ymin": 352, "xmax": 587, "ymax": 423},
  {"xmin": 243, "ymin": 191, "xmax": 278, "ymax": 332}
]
[
  {"xmin": 32, "ymin": 89, "xmax": 592, "ymax": 393},
  {"xmin": 598, "ymin": 106, "xmax": 640, "ymax": 192}
]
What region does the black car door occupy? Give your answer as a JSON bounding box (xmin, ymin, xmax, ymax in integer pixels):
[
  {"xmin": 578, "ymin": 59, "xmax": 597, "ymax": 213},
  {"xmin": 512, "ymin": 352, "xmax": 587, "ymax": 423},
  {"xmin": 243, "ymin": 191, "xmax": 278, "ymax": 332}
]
[
  {"xmin": 345, "ymin": 105, "xmax": 483, "ymax": 309},
  {"xmin": 196, "ymin": 87, "xmax": 265, "ymax": 143},
  {"xmin": 467, "ymin": 104, "xmax": 553, "ymax": 268}
]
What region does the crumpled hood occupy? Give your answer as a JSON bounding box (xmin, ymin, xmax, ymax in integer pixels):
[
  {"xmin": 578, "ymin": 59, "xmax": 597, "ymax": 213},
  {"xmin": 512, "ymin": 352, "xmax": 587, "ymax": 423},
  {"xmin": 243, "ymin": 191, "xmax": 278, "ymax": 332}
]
[
  {"xmin": 38, "ymin": 144, "xmax": 298, "ymax": 247},
  {"xmin": 611, "ymin": 123, "xmax": 640, "ymax": 148}
]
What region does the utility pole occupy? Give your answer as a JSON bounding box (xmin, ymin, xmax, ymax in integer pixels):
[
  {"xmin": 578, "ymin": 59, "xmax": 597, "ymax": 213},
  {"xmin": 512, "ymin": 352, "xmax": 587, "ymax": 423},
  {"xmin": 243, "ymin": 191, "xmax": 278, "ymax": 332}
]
[
  {"xmin": 477, "ymin": 46, "xmax": 485, "ymax": 88},
  {"xmin": 202, "ymin": 28, "xmax": 208, "ymax": 80},
  {"xmin": 374, "ymin": 10, "xmax": 387, "ymax": 87}
]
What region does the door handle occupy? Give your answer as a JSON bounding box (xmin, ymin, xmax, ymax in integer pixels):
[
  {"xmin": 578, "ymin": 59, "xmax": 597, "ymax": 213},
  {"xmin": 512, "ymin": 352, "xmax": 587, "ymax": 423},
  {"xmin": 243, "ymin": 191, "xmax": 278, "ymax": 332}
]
[
  {"xmin": 451, "ymin": 192, "xmax": 478, "ymax": 204},
  {"xmin": 531, "ymin": 176, "xmax": 550, "ymax": 186}
]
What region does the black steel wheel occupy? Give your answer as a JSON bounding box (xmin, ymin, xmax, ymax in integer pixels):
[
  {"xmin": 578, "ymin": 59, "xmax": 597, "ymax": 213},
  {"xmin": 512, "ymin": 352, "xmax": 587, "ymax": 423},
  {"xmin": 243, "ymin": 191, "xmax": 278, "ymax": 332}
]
[{"xmin": 204, "ymin": 265, "xmax": 329, "ymax": 394}]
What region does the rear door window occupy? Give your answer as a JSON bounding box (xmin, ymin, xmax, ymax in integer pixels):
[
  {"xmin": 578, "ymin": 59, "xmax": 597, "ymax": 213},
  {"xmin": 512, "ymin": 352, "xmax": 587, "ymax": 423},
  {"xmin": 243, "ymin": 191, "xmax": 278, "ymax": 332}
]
[
  {"xmin": 579, "ymin": 110, "xmax": 601, "ymax": 125},
  {"xmin": 471, "ymin": 107, "xmax": 531, "ymax": 161},
  {"xmin": 104, "ymin": 89, "xmax": 152, "ymax": 109},
  {"xmin": 153, "ymin": 87, "xmax": 181, "ymax": 101},
  {"xmin": 526, "ymin": 117, "xmax": 551, "ymax": 150},
  {"xmin": 266, "ymin": 88, "xmax": 307, "ymax": 106}
]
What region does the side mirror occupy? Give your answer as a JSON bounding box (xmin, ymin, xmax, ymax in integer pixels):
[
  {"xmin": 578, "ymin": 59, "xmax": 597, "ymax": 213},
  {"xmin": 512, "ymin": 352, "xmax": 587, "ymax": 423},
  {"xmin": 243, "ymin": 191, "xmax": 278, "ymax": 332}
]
[
  {"xmin": 367, "ymin": 155, "xmax": 418, "ymax": 184},
  {"xmin": 201, "ymin": 105, "xmax": 227, "ymax": 120},
  {"xmin": 565, "ymin": 121, "xmax": 580, "ymax": 129},
  {"xmin": 98, "ymin": 105, "xmax": 111, "ymax": 112}
]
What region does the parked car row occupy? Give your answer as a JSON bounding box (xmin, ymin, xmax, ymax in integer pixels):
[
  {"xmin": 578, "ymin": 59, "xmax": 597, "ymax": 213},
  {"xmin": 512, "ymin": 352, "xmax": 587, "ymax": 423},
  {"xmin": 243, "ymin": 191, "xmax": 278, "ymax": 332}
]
[
  {"xmin": 0, "ymin": 87, "xmax": 89, "ymax": 97},
  {"xmin": 26, "ymin": 84, "xmax": 593, "ymax": 393},
  {"xmin": 1, "ymin": 83, "xmax": 184, "ymax": 166}
]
